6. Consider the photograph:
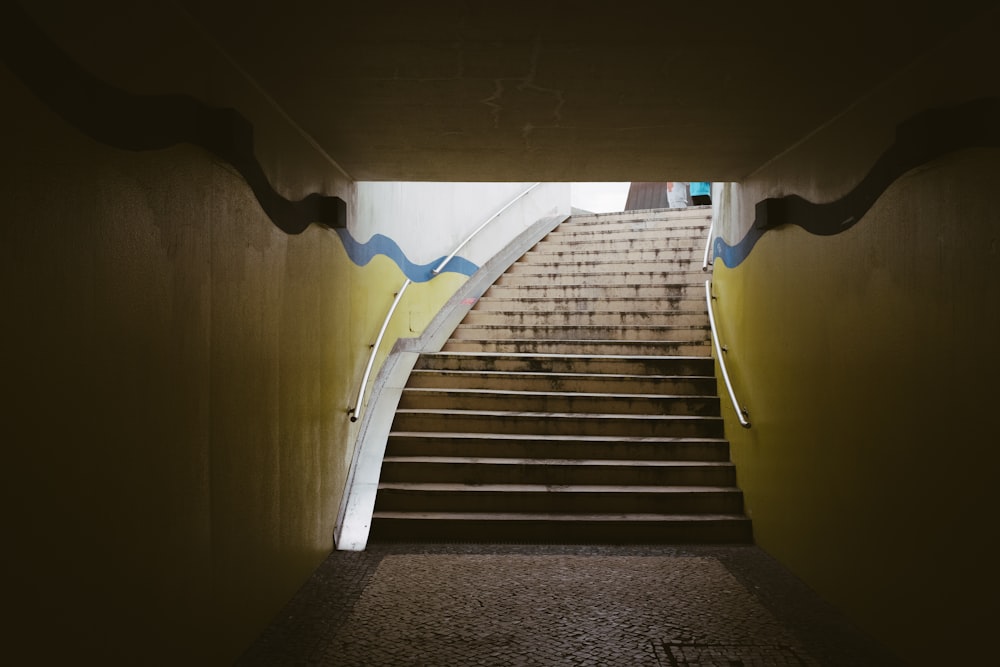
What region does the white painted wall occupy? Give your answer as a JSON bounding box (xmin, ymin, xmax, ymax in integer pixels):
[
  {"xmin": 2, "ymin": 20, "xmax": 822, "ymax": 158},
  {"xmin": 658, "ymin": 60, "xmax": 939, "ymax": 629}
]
[{"xmin": 353, "ymin": 181, "xmax": 571, "ymax": 268}]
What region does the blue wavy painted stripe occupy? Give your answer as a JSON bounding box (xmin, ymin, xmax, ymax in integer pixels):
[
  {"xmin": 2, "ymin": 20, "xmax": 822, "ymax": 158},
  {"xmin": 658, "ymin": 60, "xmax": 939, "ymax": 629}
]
[
  {"xmin": 713, "ymin": 229, "xmax": 765, "ymax": 269},
  {"xmin": 712, "ymin": 97, "xmax": 1000, "ymax": 269},
  {"xmin": 335, "ymin": 229, "xmax": 479, "ymax": 282}
]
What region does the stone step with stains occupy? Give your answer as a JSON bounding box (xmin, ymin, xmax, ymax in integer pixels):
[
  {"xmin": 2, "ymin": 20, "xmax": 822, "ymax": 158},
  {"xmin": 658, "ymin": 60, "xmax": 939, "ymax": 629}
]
[
  {"xmin": 391, "ymin": 409, "xmax": 725, "ymax": 438},
  {"xmin": 405, "ymin": 369, "xmax": 717, "ymax": 395},
  {"xmin": 412, "ymin": 352, "xmax": 716, "ymax": 376},
  {"xmin": 440, "ymin": 338, "xmax": 712, "ymax": 356},
  {"xmin": 385, "ymin": 431, "xmax": 733, "ymax": 462},
  {"xmin": 398, "ymin": 387, "xmax": 720, "ymax": 416}
]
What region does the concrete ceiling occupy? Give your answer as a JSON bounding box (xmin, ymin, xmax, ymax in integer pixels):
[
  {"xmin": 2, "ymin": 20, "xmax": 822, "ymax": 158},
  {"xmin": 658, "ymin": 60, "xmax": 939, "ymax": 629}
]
[{"xmin": 174, "ymin": 2, "xmax": 988, "ymax": 182}]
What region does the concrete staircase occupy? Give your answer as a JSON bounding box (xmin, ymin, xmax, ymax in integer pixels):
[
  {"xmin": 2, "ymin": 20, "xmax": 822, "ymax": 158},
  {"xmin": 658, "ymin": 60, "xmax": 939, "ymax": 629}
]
[{"xmin": 369, "ymin": 207, "xmax": 752, "ymax": 543}]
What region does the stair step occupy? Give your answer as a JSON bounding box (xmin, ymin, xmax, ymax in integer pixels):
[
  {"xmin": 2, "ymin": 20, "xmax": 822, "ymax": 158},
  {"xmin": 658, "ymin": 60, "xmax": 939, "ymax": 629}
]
[
  {"xmin": 450, "ymin": 324, "xmax": 710, "ymax": 341},
  {"xmin": 531, "ymin": 237, "xmax": 706, "ymax": 253},
  {"xmin": 523, "ymin": 246, "xmax": 706, "ymax": 262},
  {"xmin": 413, "ymin": 352, "xmax": 715, "ymax": 375},
  {"xmin": 564, "ymin": 208, "xmax": 712, "ymax": 227},
  {"xmin": 380, "ymin": 457, "xmax": 736, "ymax": 485},
  {"xmin": 440, "ymin": 339, "xmax": 712, "ymax": 355},
  {"xmin": 549, "ymin": 216, "xmax": 707, "ymax": 229},
  {"xmin": 483, "ymin": 284, "xmax": 706, "ymax": 299},
  {"xmin": 496, "ymin": 264, "xmax": 705, "ymax": 287},
  {"xmin": 369, "ymin": 511, "xmax": 753, "ymax": 544},
  {"xmin": 375, "ymin": 483, "xmax": 745, "ymax": 513},
  {"xmin": 392, "ymin": 409, "xmax": 725, "ymax": 438},
  {"xmin": 512, "ymin": 259, "xmax": 702, "ymax": 274},
  {"xmin": 544, "ymin": 223, "xmax": 710, "ymax": 240},
  {"xmin": 462, "ymin": 310, "xmax": 709, "ymax": 327},
  {"xmin": 471, "ymin": 297, "xmax": 708, "ymax": 312},
  {"xmin": 531, "ymin": 236, "xmax": 705, "ymax": 251},
  {"xmin": 493, "ymin": 276, "xmax": 705, "ymax": 294},
  {"xmin": 386, "ymin": 432, "xmax": 732, "ymax": 462},
  {"xmin": 495, "ymin": 271, "xmax": 708, "ymax": 286},
  {"xmin": 539, "ymin": 233, "xmax": 708, "ymax": 247},
  {"xmin": 398, "ymin": 388, "xmax": 720, "ymax": 416},
  {"xmin": 405, "ymin": 369, "xmax": 717, "ymax": 394}
]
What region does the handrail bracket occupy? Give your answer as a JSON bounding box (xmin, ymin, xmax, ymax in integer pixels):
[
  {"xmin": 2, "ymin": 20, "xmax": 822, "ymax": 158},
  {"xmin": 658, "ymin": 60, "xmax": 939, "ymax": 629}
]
[{"xmin": 705, "ymin": 279, "xmax": 751, "ymax": 429}]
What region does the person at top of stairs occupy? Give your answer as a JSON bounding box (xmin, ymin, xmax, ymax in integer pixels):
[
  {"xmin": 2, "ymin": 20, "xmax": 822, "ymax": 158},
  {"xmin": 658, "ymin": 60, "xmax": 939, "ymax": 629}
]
[
  {"xmin": 667, "ymin": 181, "xmax": 689, "ymax": 209},
  {"xmin": 690, "ymin": 182, "xmax": 712, "ymax": 205}
]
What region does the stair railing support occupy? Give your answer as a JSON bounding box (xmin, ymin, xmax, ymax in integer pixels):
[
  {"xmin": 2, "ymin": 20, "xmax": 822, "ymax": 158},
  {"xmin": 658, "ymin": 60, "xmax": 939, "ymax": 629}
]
[
  {"xmin": 348, "ymin": 278, "xmax": 412, "ymax": 423},
  {"xmin": 705, "ymin": 279, "xmax": 751, "ymax": 428}
]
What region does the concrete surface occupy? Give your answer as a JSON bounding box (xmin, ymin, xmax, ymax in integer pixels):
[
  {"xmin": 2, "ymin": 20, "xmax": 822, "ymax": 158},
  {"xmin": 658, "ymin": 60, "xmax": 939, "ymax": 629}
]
[{"xmin": 237, "ymin": 543, "xmax": 903, "ymax": 666}]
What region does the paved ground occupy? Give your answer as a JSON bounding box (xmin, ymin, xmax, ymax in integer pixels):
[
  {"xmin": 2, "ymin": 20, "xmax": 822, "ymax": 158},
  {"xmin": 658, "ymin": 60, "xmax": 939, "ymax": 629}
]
[{"xmin": 236, "ymin": 543, "xmax": 903, "ymax": 666}]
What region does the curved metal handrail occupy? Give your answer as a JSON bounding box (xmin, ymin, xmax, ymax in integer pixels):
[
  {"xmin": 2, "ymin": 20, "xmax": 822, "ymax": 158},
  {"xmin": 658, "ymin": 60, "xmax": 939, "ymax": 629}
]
[
  {"xmin": 431, "ymin": 183, "xmax": 540, "ymax": 275},
  {"xmin": 702, "ymin": 215, "xmax": 714, "ymax": 271},
  {"xmin": 349, "ymin": 182, "xmax": 541, "ymax": 424},
  {"xmin": 348, "ymin": 278, "xmax": 412, "ymax": 422},
  {"xmin": 704, "ymin": 279, "xmax": 751, "ymax": 428}
]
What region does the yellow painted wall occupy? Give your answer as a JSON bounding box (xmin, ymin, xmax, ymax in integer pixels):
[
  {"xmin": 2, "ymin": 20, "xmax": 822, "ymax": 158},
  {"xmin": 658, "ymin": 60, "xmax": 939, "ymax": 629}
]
[
  {"xmin": 350, "ymin": 253, "xmax": 467, "ymax": 414},
  {"xmin": 2, "ymin": 10, "xmax": 485, "ymax": 658},
  {"xmin": 1, "ymin": 69, "xmax": 349, "ymax": 663},
  {"xmin": 0, "ymin": 5, "xmax": 478, "ymax": 662},
  {"xmin": 712, "ymin": 14, "xmax": 1000, "ymax": 664}
]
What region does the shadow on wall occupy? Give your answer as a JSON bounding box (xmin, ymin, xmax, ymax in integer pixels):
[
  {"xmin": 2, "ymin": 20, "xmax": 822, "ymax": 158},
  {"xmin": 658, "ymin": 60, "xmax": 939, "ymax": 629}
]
[
  {"xmin": 0, "ymin": 1, "xmax": 346, "ymax": 235},
  {"xmin": 714, "ymin": 97, "xmax": 1000, "ymax": 268}
]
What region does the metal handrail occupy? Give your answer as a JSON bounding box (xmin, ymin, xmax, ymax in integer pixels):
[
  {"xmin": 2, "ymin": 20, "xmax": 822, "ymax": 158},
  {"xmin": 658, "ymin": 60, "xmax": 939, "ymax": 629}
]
[
  {"xmin": 431, "ymin": 183, "xmax": 540, "ymax": 275},
  {"xmin": 701, "ymin": 216, "xmax": 714, "ymax": 271},
  {"xmin": 349, "ymin": 182, "xmax": 541, "ymax": 424},
  {"xmin": 348, "ymin": 278, "xmax": 412, "ymax": 422},
  {"xmin": 704, "ymin": 279, "xmax": 751, "ymax": 428}
]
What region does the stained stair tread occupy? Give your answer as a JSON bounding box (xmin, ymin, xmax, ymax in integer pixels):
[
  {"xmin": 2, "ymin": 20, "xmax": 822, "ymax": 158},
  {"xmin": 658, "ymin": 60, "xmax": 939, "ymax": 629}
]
[
  {"xmin": 377, "ymin": 483, "xmax": 740, "ymax": 493},
  {"xmin": 454, "ymin": 324, "xmax": 710, "ymax": 331},
  {"xmin": 389, "ymin": 431, "xmax": 728, "ymax": 443},
  {"xmin": 476, "ymin": 297, "xmax": 704, "ymax": 302},
  {"xmin": 526, "ymin": 258, "xmax": 705, "ymax": 265},
  {"xmin": 404, "ymin": 387, "xmax": 718, "ymax": 400},
  {"xmin": 498, "ymin": 272, "xmax": 707, "ymax": 279},
  {"xmin": 515, "ymin": 263, "xmax": 705, "ymax": 270},
  {"xmin": 418, "ymin": 351, "xmax": 714, "ymax": 360},
  {"xmin": 382, "ymin": 456, "xmax": 733, "ymax": 467},
  {"xmin": 557, "ymin": 219, "xmax": 711, "ymax": 230},
  {"xmin": 471, "ymin": 308, "xmax": 707, "ymax": 315},
  {"xmin": 396, "ymin": 408, "xmax": 720, "ymax": 419},
  {"xmin": 443, "ymin": 338, "xmax": 711, "ymax": 344},
  {"xmin": 372, "ymin": 511, "xmax": 747, "ymax": 522},
  {"xmin": 527, "ymin": 252, "xmax": 705, "ymax": 260},
  {"xmin": 542, "ymin": 232, "xmax": 709, "ymax": 242},
  {"xmin": 468, "ymin": 308, "xmax": 710, "ymax": 314},
  {"xmin": 409, "ymin": 370, "xmax": 716, "ymax": 381}
]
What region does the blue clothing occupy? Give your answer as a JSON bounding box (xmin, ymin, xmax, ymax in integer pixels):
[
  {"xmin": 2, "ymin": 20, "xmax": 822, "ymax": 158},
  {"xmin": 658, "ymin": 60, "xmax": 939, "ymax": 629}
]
[{"xmin": 689, "ymin": 182, "xmax": 711, "ymax": 197}]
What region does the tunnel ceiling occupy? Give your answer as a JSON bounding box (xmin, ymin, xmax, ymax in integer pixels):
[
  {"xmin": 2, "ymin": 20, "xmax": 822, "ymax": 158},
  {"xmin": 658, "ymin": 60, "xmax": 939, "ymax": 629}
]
[{"xmin": 24, "ymin": 1, "xmax": 993, "ymax": 183}]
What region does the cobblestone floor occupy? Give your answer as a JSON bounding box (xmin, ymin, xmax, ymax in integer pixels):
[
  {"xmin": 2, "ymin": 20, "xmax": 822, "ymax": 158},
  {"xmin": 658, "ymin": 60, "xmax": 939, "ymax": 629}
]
[{"xmin": 236, "ymin": 544, "xmax": 902, "ymax": 666}]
